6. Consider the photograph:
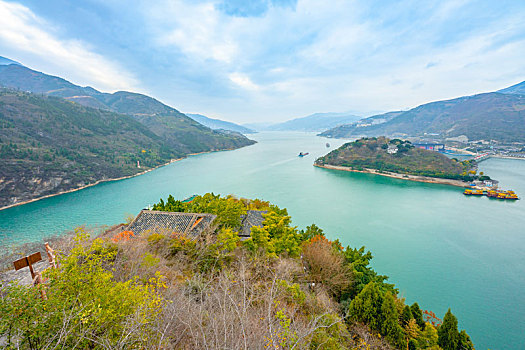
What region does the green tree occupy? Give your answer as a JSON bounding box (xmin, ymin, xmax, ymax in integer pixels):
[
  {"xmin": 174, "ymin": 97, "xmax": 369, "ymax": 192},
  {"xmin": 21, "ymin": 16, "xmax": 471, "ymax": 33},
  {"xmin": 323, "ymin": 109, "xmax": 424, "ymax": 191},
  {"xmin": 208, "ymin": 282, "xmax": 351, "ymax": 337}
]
[
  {"xmin": 342, "ymin": 246, "xmax": 395, "ymax": 299},
  {"xmin": 401, "ymin": 305, "xmax": 414, "ymax": 326},
  {"xmin": 438, "ymin": 309, "xmax": 460, "ymax": 350},
  {"xmin": 380, "ymin": 292, "xmax": 404, "ymax": 346},
  {"xmin": 348, "ymin": 282, "xmax": 384, "ymax": 332},
  {"xmin": 410, "ymin": 302, "xmax": 426, "ymax": 329},
  {"xmin": 299, "ymin": 223, "xmax": 325, "ymax": 241},
  {"xmin": 458, "ymin": 329, "xmax": 475, "ymax": 350},
  {"xmin": 417, "ymin": 323, "xmax": 439, "ymax": 348}
]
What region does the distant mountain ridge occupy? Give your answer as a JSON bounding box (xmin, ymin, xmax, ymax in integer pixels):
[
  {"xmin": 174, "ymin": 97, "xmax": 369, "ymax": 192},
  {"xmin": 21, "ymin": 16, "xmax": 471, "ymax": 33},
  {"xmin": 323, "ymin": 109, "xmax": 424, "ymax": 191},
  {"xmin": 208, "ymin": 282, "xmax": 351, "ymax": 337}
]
[
  {"xmin": 498, "ymin": 80, "xmax": 525, "ymax": 95},
  {"xmin": 267, "ymin": 112, "xmax": 362, "ymax": 132},
  {"xmin": 0, "ymin": 56, "xmax": 21, "ymax": 66},
  {"xmin": 320, "ymin": 84, "xmax": 525, "ymax": 143},
  {"xmin": 186, "ymin": 113, "xmax": 256, "ymax": 134}
]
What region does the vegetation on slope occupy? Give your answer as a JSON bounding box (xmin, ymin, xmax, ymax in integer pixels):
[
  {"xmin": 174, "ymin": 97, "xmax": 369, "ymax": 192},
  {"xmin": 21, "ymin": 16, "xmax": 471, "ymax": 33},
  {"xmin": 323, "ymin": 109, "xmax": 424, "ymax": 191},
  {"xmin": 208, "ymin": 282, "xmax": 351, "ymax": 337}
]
[
  {"xmin": 320, "ymin": 93, "xmax": 525, "ymax": 143},
  {"xmin": 0, "ymin": 89, "xmax": 254, "ymax": 208},
  {"xmin": 1, "ymin": 194, "xmax": 474, "ymax": 349},
  {"xmin": 0, "ymin": 64, "xmax": 255, "ymax": 151},
  {"xmin": 316, "ymin": 137, "xmax": 477, "ymax": 181}
]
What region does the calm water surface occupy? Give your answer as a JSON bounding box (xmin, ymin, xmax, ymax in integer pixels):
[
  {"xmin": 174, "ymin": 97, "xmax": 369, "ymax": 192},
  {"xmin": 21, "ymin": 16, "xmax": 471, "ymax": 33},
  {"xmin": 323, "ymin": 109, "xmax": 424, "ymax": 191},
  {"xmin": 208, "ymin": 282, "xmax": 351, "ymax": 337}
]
[{"xmin": 1, "ymin": 132, "xmax": 524, "ymax": 350}]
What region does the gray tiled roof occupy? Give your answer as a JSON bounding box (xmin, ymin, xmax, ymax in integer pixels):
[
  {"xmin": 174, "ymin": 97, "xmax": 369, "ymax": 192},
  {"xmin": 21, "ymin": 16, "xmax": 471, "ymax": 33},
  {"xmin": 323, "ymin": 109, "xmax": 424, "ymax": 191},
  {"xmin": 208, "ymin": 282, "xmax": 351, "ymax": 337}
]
[
  {"xmin": 239, "ymin": 210, "xmax": 267, "ymax": 237},
  {"xmin": 127, "ymin": 210, "xmax": 217, "ymax": 236}
]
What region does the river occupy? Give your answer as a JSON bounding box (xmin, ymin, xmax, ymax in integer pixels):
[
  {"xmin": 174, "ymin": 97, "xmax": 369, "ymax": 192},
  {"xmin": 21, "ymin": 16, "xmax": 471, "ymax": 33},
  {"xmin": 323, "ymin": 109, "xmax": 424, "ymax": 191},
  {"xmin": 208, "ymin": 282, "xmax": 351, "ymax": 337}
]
[{"xmin": 1, "ymin": 132, "xmax": 524, "ymax": 349}]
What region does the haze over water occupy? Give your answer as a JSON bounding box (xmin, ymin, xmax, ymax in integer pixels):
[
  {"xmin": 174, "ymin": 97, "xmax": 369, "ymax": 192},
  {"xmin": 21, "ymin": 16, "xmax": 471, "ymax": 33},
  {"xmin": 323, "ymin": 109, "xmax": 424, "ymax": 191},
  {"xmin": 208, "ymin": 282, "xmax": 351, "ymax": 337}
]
[{"xmin": 1, "ymin": 132, "xmax": 524, "ymax": 350}]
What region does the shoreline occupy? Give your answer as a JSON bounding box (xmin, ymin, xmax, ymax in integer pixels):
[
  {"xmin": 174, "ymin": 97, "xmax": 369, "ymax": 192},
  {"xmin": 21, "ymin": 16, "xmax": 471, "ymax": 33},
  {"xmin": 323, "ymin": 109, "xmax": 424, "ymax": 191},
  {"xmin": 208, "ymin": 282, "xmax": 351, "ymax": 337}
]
[
  {"xmin": 490, "ymin": 155, "xmax": 525, "ymax": 161},
  {"xmin": 0, "ymin": 147, "xmax": 245, "ymax": 212},
  {"xmin": 0, "ymin": 158, "xmax": 184, "ymax": 212},
  {"xmin": 314, "ymin": 164, "xmax": 470, "ymax": 188}
]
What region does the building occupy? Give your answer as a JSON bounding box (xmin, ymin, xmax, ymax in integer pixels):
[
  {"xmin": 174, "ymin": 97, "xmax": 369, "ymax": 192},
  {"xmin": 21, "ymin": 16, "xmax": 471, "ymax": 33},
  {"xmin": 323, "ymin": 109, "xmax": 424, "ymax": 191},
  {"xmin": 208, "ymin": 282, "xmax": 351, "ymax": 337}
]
[
  {"xmin": 413, "ymin": 143, "xmax": 445, "ymax": 151},
  {"xmin": 387, "ymin": 144, "xmax": 398, "ymax": 154},
  {"xmin": 109, "ymin": 208, "xmax": 267, "ymax": 239},
  {"xmin": 239, "ymin": 210, "xmax": 267, "ymax": 239},
  {"xmin": 126, "ymin": 210, "xmax": 217, "ymax": 236}
]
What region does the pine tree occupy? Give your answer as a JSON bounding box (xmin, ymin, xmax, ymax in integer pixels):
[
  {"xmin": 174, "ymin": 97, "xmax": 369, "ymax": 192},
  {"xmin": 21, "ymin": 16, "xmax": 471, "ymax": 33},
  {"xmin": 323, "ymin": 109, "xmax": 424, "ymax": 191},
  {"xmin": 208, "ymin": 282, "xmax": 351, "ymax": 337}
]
[
  {"xmin": 410, "ymin": 302, "xmax": 425, "ymax": 329},
  {"xmin": 380, "ymin": 292, "xmax": 404, "ymax": 347},
  {"xmin": 401, "ymin": 305, "xmax": 414, "ymax": 326},
  {"xmin": 438, "ymin": 309, "xmax": 460, "ymax": 350},
  {"xmin": 458, "ymin": 329, "xmax": 475, "ymax": 350},
  {"xmin": 348, "ymin": 282, "xmax": 384, "ymax": 332}
]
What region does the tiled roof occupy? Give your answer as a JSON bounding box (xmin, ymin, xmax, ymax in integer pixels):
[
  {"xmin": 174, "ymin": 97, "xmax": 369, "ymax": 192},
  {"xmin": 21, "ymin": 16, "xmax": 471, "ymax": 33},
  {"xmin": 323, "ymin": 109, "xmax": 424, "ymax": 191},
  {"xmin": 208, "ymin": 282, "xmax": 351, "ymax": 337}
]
[
  {"xmin": 127, "ymin": 210, "xmax": 217, "ymax": 236},
  {"xmin": 239, "ymin": 210, "xmax": 267, "ymax": 237}
]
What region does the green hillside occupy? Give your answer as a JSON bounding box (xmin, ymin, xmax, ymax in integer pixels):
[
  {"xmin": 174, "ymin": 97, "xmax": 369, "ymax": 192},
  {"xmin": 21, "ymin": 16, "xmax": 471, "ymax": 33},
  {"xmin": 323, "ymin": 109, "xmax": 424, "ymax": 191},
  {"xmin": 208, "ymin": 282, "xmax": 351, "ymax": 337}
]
[
  {"xmin": 320, "ymin": 93, "xmax": 525, "ymax": 143},
  {"xmin": 316, "ymin": 137, "xmax": 474, "ymax": 180},
  {"xmin": 0, "ymin": 89, "xmax": 253, "ymax": 208},
  {"xmin": 0, "ymin": 64, "xmax": 255, "ymax": 152}
]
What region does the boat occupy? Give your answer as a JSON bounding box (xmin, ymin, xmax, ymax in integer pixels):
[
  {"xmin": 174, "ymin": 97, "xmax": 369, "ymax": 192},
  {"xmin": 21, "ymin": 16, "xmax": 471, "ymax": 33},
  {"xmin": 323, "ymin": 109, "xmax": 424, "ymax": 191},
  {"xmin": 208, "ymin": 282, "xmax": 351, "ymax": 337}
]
[
  {"xmin": 463, "ymin": 189, "xmax": 483, "ymax": 196},
  {"xmin": 298, "ymin": 152, "xmax": 309, "ymax": 157},
  {"xmin": 483, "ymin": 190, "xmax": 519, "ymax": 200}
]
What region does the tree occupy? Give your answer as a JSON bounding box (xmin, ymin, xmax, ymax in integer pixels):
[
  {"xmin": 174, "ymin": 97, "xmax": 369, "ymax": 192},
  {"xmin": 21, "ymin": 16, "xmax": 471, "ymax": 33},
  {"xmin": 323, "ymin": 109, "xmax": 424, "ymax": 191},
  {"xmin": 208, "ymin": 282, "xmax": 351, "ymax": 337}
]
[
  {"xmin": 417, "ymin": 323, "xmax": 439, "ymax": 348},
  {"xmin": 301, "ymin": 235, "xmax": 352, "ymax": 299},
  {"xmin": 438, "ymin": 309, "xmax": 460, "ymax": 350},
  {"xmin": 380, "ymin": 292, "xmax": 404, "ymax": 347},
  {"xmin": 401, "ymin": 305, "xmax": 414, "ymax": 326},
  {"xmin": 342, "ymin": 246, "xmax": 395, "ymax": 299},
  {"xmin": 410, "ymin": 302, "xmax": 426, "ymax": 329},
  {"xmin": 348, "ymin": 282, "xmax": 384, "ymax": 332},
  {"xmin": 299, "ymin": 223, "xmax": 324, "ymax": 241},
  {"xmin": 458, "ymin": 329, "xmax": 475, "ymax": 350}
]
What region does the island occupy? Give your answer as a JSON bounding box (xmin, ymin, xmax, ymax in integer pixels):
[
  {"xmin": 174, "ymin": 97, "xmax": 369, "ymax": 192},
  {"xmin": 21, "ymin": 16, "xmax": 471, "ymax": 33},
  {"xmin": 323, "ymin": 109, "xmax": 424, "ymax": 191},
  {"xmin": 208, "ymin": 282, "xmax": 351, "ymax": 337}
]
[{"xmin": 315, "ymin": 137, "xmax": 481, "ymax": 187}]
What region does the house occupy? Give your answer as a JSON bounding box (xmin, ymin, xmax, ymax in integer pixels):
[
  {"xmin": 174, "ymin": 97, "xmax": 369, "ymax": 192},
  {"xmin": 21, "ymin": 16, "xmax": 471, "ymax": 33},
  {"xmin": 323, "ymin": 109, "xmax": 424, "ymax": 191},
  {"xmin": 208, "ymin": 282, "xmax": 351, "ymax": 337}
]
[
  {"xmin": 413, "ymin": 143, "xmax": 445, "ymax": 151},
  {"xmin": 387, "ymin": 144, "xmax": 398, "ymax": 154},
  {"xmin": 125, "ymin": 210, "xmax": 217, "ymax": 236},
  {"xmin": 239, "ymin": 210, "xmax": 267, "ymax": 239},
  {"xmin": 109, "ymin": 208, "xmax": 268, "ymax": 239}
]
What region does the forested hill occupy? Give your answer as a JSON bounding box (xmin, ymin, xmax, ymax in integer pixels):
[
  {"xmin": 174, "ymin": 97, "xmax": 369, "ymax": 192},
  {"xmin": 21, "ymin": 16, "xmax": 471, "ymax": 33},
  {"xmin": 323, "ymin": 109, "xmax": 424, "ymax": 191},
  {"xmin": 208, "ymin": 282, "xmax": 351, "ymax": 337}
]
[
  {"xmin": 0, "ymin": 89, "xmax": 253, "ymax": 208},
  {"xmin": 0, "ymin": 63, "xmax": 255, "ymax": 151},
  {"xmin": 320, "ymin": 92, "xmax": 525, "ymax": 143},
  {"xmin": 316, "ymin": 137, "xmax": 474, "ymax": 180}
]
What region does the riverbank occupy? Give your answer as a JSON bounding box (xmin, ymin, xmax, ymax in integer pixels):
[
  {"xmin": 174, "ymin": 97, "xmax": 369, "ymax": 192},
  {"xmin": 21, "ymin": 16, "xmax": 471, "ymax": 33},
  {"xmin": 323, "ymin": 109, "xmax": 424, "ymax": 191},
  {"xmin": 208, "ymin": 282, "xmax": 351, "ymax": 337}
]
[
  {"xmin": 0, "ymin": 146, "xmax": 250, "ymax": 212},
  {"xmin": 314, "ymin": 164, "xmax": 470, "ymax": 188},
  {"xmin": 0, "ymin": 158, "xmax": 185, "ymax": 212}
]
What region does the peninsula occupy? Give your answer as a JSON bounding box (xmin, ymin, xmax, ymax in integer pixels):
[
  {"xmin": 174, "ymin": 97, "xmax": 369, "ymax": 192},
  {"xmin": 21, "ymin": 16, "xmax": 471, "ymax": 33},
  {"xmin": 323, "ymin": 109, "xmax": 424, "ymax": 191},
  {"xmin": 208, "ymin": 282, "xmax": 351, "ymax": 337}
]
[{"xmin": 315, "ymin": 137, "xmax": 479, "ymax": 187}]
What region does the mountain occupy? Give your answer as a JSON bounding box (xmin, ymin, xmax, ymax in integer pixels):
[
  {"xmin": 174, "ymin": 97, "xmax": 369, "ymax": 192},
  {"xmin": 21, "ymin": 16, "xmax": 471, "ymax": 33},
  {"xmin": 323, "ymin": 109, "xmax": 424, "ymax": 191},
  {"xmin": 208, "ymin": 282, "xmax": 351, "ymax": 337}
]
[
  {"xmin": 268, "ymin": 112, "xmax": 362, "ymax": 132},
  {"xmin": 241, "ymin": 122, "xmax": 274, "ymax": 132},
  {"xmin": 498, "ymin": 80, "xmax": 525, "ymax": 95},
  {"xmin": 320, "ymin": 92, "xmax": 525, "ymax": 143},
  {"xmin": 0, "ymin": 63, "xmax": 255, "ymax": 153},
  {"xmin": 0, "ymin": 56, "xmax": 21, "ymax": 66},
  {"xmin": 0, "ymin": 60, "xmax": 256, "ymax": 208},
  {"xmin": 186, "ymin": 113, "xmax": 256, "ymax": 134},
  {"xmin": 0, "ymin": 89, "xmax": 169, "ymax": 207}
]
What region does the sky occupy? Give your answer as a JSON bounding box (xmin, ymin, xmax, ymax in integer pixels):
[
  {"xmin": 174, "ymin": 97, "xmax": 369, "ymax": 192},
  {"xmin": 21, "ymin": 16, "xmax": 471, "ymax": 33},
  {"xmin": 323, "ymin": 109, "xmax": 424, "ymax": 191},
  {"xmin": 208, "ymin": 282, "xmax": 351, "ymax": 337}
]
[{"xmin": 0, "ymin": 0, "xmax": 524, "ymax": 123}]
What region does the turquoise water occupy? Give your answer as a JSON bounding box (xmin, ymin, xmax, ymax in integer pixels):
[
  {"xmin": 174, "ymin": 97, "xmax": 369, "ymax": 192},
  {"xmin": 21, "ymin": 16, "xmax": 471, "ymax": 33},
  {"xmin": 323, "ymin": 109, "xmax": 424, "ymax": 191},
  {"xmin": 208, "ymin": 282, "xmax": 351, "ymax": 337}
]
[{"xmin": 1, "ymin": 132, "xmax": 524, "ymax": 349}]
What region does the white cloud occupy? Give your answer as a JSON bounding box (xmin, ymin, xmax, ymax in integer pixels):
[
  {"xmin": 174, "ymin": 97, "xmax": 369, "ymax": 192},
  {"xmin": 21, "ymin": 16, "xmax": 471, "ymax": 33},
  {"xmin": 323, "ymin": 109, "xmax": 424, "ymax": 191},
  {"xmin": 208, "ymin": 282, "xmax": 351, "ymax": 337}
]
[
  {"xmin": 146, "ymin": 0, "xmax": 525, "ymax": 122},
  {"xmin": 229, "ymin": 72, "xmax": 260, "ymax": 91},
  {"xmin": 0, "ymin": 0, "xmax": 139, "ymax": 92}
]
